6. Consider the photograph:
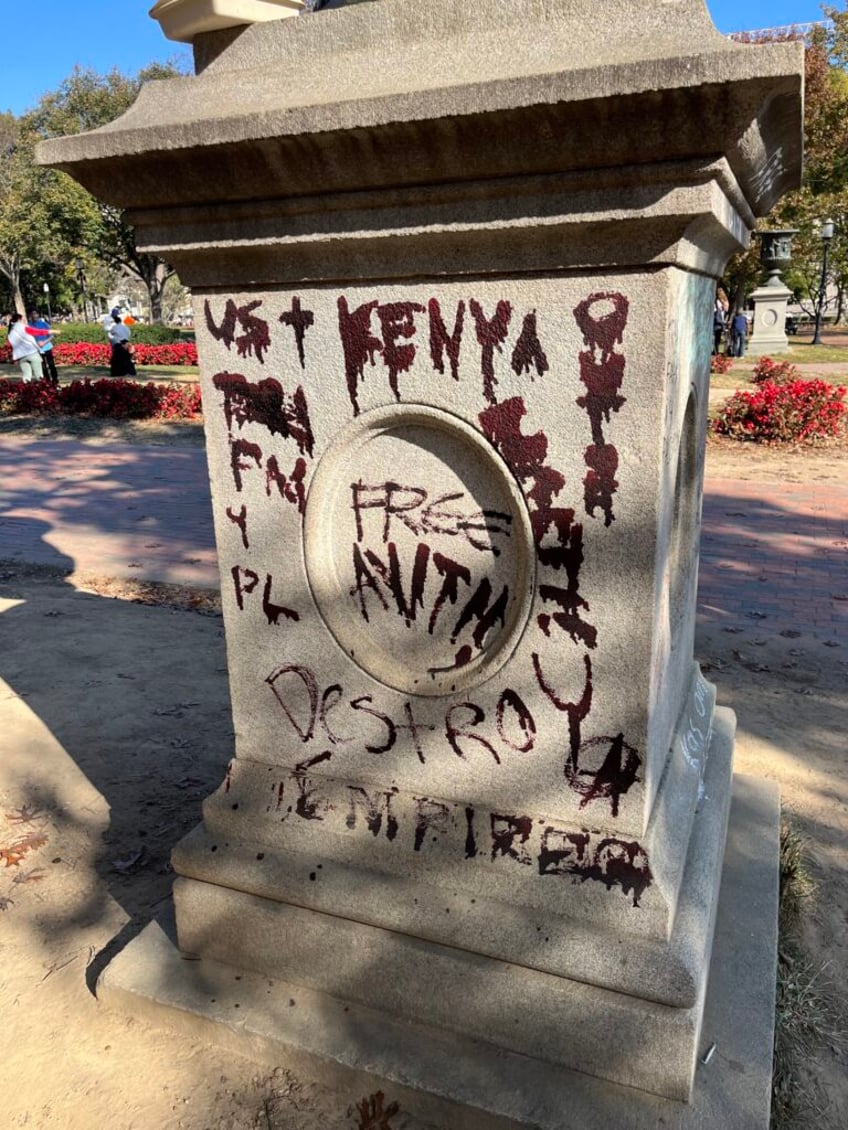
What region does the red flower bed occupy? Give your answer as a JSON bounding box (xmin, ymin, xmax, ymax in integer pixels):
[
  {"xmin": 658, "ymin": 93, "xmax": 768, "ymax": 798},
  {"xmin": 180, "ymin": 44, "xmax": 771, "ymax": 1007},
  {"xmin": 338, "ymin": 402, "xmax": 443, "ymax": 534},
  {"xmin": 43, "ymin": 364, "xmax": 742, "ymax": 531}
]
[
  {"xmin": 714, "ymin": 378, "xmax": 847, "ymax": 443},
  {"xmin": 751, "ymin": 355, "xmax": 799, "ymax": 385},
  {"xmin": 710, "ymin": 354, "xmax": 733, "ymax": 374},
  {"xmin": 0, "ymin": 341, "xmax": 198, "ymax": 366},
  {"xmin": 0, "ymin": 377, "xmax": 203, "ymax": 421}
]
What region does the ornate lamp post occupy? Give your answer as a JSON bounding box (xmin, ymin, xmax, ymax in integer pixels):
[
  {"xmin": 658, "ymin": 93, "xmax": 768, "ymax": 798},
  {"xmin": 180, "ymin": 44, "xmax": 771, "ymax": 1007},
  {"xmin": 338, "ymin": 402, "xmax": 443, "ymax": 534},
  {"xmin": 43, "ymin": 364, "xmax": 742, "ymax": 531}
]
[
  {"xmin": 812, "ymin": 219, "xmax": 835, "ymax": 346},
  {"xmin": 75, "ymin": 257, "xmax": 88, "ymax": 322}
]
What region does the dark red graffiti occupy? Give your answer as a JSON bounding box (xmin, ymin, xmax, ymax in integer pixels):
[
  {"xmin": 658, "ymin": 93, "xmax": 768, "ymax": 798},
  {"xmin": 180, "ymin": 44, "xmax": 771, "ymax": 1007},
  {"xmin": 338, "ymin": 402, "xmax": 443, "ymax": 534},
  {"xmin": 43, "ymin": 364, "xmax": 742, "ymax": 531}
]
[
  {"xmin": 427, "ymin": 552, "xmax": 471, "ymax": 634},
  {"xmin": 294, "ymin": 776, "xmax": 325, "ymax": 821},
  {"xmin": 427, "ymin": 644, "xmax": 474, "ymax": 677},
  {"xmin": 450, "ymin": 576, "xmax": 508, "ymax": 650},
  {"xmin": 265, "ymin": 664, "xmax": 319, "ymax": 742},
  {"xmin": 496, "ymin": 689, "xmax": 536, "ymax": 752},
  {"xmin": 583, "ymin": 443, "xmax": 619, "ymax": 527},
  {"xmin": 320, "ymin": 684, "xmax": 352, "ymax": 745},
  {"xmin": 351, "ymin": 481, "xmax": 511, "ymax": 553},
  {"xmin": 445, "ymin": 702, "xmax": 501, "ymax": 764},
  {"xmin": 490, "ymin": 813, "xmax": 533, "ymax": 864},
  {"xmin": 225, "ymin": 503, "xmax": 249, "ymax": 549},
  {"xmin": 470, "ymin": 299, "xmax": 512, "ymax": 404},
  {"xmin": 538, "ymin": 827, "xmax": 652, "ymax": 907},
  {"xmin": 534, "ymin": 652, "xmax": 593, "ymax": 762},
  {"xmin": 295, "ymin": 750, "xmax": 332, "ymax": 773},
  {"xmin": 350, "ymin": 538, "xmax": 509, "ymax": 657},
  {"xmin": 337, "ymin": 297, "xmax": 383, "ymax": 416},
  {"xmin": 262, "ymin": 574, "xmax": 300, "ymax": 626},
  {"xmin": 538, "ymin": 826, "xmax": 591, "ymax": 875},
  {"xmin": 228, "ymin": 438, "xmax": 306, "ymax": 515},
  {"xmin": 232, "ymin": 565, "xmax": 259, "ymax": 610},
  {"xmin": 346, "ymin": 786, "xmax": 399, "ymax": 841},
  {"xmin": 573, "ymin": 291, "xmax": 628, "ymax": 523},
  {"xmin": 278, "ymin": 296, "xmax": 314, "ymax": 369},
  {"xmin": 375, "ymin": 301, "xmax": 425, "ymax": 401},
  {"xmin": 510, "ymin": 311, "xmax": 549, "ymax": 379},
  {"xmin": 213, "ymin": 372, "xmax": 314, "ymax": 456},
  {"xmin": 351, "ymin": 541, "xmax": 428, "ymax": 627},
  {"xmin": 479, "ymin": 397, "xmax": 564, "ymax": 507},
  {"xmin": 581, "ymin": 838, "xmax": 652, "ymax": 907},
  {"xmin": 230, "ymin": 566, "xmax": 298, "ymax": 625},
  {"xmin": 464, "ymin": 806, "xmax": 478, "ymax": 859},
  {"xmin": 230, "ymin": 438, "xmax": 262, "ymax": 492},
  {"xmin": 204, "ymin": 299, "xmax": 271, "ymax": 363},
  {"xmin": 266, "ymin": 454, "xmax": 307, "ymax": 514},
  {"xmin": 567, "ymin": 734, "xmax": 641, "ymax": 819},
  {"xmin": 350, "ymin": 695, "xmax": 397, "ymax": 754},
  {"xmin": 428, "ymin": 298, "xmax": 465, "ymax": 381},
  {"xmin": 413, "ymin": 797, "xmax": 451, "ymax": 852},
  {"xmin": 338, "ymin": 295, "xmax": 550, "ymax": 412},
  {"xmin": 480, "ymin": 397, "xmax": 595, "ymax": 648}
]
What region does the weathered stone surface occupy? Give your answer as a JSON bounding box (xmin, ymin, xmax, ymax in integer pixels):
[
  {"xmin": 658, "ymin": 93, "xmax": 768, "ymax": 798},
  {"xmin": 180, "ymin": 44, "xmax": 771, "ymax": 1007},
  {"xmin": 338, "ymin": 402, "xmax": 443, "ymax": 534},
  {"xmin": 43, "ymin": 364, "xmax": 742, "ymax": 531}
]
[
  {"xmin": 100, "ymin": 772, "xmax": 781, "ymax": 1126},
  {"xmin": 39, "ymin": 1, "xmax": 802, "ymax": 215},
  {"xmin": 39, "ymin": 0, "xmax": 802, "ymax": 1109}
]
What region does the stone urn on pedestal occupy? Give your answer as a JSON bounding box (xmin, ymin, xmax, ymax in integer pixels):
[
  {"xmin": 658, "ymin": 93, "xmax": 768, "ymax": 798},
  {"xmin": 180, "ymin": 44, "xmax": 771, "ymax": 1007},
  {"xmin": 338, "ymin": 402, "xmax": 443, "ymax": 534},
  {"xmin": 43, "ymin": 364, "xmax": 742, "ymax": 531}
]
[{"xmin": 747, "ymin": 229, "xmax": 799, "ymax": 355}]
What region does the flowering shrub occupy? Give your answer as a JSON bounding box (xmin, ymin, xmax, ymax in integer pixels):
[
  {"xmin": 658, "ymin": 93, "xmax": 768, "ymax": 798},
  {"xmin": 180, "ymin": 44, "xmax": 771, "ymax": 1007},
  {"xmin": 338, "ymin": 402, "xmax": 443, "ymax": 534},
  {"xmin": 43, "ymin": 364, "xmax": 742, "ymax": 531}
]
[
  {"xmin": 0, "ymin": 377, "xmax": 202, "ymax": 421},
  {"xmin": 0, "ymin": 341, "xmax": 198, "ymax": 366},
  {"xmin": 713, "ymin": 379, "xmax": 847, "ymax": 443},
  {"xmin": 0, "ymin": 378, "xmax": 62, "ymax": 415},
  {"xmin": 751, "ymin": 356, "xmax": 799, "ymax": 385},
  {"xmin": 157, "ymin": 384, "xmax": 203, "ymax": 418},
  {"xmin": 710, "ymin": 354, "xmax": 734, "ymax": 374}
]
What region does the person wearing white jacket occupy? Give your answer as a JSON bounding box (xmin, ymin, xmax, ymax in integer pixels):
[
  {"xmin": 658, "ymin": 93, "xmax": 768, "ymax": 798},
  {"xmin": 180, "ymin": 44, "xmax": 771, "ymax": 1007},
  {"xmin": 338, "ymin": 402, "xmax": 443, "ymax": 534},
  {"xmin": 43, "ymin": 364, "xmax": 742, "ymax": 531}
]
[{"xmin": 7, "ymin": 314, "xmax": 44, "ymax": 382}]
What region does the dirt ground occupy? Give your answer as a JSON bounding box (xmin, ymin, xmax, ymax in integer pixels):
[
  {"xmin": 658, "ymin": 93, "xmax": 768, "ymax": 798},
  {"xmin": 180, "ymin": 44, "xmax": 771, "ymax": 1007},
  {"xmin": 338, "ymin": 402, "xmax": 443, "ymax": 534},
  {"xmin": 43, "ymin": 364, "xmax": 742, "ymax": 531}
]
[{"xmin": 0, "ymin": 421, "xmax": 845, "ymax": 1129}]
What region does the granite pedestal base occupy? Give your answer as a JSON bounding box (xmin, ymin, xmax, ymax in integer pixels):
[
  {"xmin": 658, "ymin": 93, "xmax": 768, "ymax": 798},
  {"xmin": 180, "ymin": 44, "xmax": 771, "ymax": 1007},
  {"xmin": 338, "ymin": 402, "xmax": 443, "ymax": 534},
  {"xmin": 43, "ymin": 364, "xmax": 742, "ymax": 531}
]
[{"xmin": 97, "ymin": 767, "xmax": 780, "ymax": 1126}]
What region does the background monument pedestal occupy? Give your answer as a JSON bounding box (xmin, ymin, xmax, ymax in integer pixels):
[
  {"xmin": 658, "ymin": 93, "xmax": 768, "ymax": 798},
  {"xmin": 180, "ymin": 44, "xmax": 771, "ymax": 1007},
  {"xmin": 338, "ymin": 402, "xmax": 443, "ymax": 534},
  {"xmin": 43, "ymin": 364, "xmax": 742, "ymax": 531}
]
[
  {"xmin": 40, "ymin": 1, "xmax": 802, "ymax": 1122},
  {"xmin": 748, "ymin": 229, "xmax": 799, "ymax": 356},
  {"xmin": 748, "ymin": 280, "xmax": 793, "ymax": 355}
]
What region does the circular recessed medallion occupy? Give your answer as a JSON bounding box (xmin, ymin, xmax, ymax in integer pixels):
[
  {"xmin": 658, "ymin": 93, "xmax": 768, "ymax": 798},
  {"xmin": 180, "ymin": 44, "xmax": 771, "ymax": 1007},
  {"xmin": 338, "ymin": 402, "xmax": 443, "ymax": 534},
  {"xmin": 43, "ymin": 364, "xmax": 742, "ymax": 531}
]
[{"xmin": 304, "ymin": 404, "xmax": 535, "ymax": 696}]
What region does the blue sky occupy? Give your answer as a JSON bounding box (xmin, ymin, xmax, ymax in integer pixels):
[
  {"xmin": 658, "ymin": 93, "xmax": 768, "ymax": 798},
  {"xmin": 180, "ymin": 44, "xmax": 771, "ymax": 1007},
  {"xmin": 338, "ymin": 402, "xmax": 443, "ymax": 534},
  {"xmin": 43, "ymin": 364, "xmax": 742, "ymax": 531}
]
[{"xmin": 0, "ymin": 0, "xmax": 835, "ymax": 118}]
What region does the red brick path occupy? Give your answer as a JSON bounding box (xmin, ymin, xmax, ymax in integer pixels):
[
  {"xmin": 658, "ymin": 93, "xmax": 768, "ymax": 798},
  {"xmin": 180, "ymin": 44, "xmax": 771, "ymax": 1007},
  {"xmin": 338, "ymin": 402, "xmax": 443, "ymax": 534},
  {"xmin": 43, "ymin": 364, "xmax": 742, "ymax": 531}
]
[
  {"xmin": 0, "ymin": 438, "xmax": 845, "ymax": 640},
  {"xmin": 698, "ymin": 478, "xmax": 847, "ymax": 638}
]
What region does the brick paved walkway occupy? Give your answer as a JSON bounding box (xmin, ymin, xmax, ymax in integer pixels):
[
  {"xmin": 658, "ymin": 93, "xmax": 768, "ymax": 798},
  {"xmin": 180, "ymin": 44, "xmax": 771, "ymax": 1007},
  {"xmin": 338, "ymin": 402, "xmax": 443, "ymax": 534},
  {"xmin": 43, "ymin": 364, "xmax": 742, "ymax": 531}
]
[
  {"xmin": 0, "ymin": 437, "xmax": 845, "ymax": 640},
  {"xmin": 698, "ymin": 478, "xmax": 847, "ymax": 638}
]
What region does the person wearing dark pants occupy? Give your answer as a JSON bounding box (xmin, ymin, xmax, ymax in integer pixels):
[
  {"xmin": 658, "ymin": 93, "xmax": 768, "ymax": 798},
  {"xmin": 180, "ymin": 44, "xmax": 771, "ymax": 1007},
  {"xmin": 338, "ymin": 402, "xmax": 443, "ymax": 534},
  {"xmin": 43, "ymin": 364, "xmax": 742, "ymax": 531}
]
[
  {"xmin": 730, "ymin": 311, "xmax": 748, "ymax": 358},
  {"xmin": 29, "ymin": 311, "xmax": 59, "ymax": 385}
]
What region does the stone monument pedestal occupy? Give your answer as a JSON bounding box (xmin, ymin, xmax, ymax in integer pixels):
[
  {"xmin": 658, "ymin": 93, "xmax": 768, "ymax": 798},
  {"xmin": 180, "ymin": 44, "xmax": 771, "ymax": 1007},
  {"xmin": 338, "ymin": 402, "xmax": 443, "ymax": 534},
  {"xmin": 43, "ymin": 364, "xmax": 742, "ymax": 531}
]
[
  {"xmin": 99, "ymin": 769, "xmax": 781, "ymax": 1129},
  {"xmin": 748, "ymin": 281, "xmax": 793, "ymax": 355},
  {"xmin": 39, "ymin": 0, "xmax": 802, "ymax": 1122}
]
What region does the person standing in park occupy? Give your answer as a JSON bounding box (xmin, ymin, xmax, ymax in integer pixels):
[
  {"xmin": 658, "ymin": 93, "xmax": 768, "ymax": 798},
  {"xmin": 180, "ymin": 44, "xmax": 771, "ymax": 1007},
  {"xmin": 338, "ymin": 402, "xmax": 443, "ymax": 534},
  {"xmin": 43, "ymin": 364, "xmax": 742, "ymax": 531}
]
[
  {"xmin": 29, "ymin": 310, "xmax": 60, "ymax": 385},
  {"xmin": 730, "ymin": 309, "xmax": 748, "ymax": 357},
  {"xmin": 712, "ymin": 302, "xmax": 727, "ymax": 354},
  {"xmin": 102, "ymin": 305, "xmax": 121, "ymax": 339},
  {"xmin": 108, "ymin": 312, "xmax": 137, "ymax": 377},
  {"xmin": 7, "ymin": 314, "xmax": 45, "ymax": 382}
]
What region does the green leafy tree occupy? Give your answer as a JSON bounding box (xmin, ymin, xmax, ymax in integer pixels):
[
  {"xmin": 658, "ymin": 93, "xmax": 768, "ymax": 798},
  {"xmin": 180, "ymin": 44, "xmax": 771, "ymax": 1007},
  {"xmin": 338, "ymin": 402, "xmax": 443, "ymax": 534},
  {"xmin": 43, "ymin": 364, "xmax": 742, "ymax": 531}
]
[
  {"xmin": 26, "ymin": 61, "xmax": 188, "ymax": 322},
  {"xmin": 0, "ymin": 111, "xmax": 99, "ymax": 316},
  {"xmin": 720, "ymin": 6, "xmax": 848, "ymax": 318}
]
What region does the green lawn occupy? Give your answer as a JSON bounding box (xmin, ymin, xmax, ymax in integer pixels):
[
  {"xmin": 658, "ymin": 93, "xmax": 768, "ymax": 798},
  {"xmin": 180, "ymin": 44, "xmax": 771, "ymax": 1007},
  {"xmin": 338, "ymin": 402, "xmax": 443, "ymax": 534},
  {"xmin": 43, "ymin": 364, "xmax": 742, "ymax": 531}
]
[{"xmin": 785, "ymin": 342, "xmax": 848, "ymax": 364}]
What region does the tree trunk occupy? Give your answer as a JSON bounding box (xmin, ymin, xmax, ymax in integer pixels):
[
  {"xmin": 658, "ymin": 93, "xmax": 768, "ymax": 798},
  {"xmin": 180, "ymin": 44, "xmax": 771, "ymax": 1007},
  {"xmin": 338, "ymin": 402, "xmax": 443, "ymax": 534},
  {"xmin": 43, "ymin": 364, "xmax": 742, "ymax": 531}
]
[
  {"xmin": 145, "ymin": 260, "xmax": 172, "ymax": 323},
  {"xmin": 12, "ymin": 279, "xmax": 26, "ymax": 317}
]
